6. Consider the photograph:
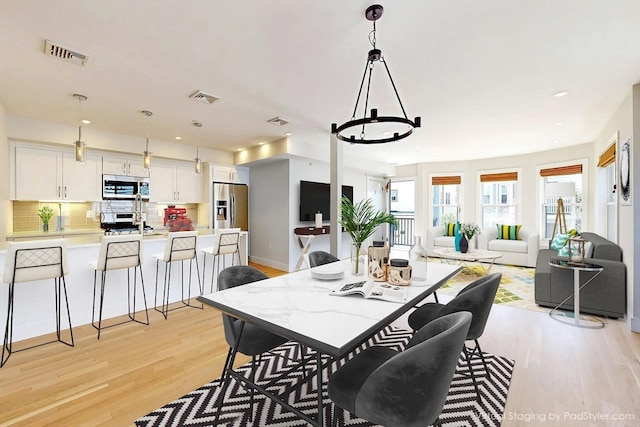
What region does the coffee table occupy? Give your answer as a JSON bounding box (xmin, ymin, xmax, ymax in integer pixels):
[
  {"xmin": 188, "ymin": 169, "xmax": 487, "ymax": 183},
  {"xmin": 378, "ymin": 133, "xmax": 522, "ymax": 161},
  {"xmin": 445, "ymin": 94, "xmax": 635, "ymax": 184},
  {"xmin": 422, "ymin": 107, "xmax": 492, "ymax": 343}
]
[{"xmin": 433, "ymin": 248, "xmax": 502, "ymax": 274}]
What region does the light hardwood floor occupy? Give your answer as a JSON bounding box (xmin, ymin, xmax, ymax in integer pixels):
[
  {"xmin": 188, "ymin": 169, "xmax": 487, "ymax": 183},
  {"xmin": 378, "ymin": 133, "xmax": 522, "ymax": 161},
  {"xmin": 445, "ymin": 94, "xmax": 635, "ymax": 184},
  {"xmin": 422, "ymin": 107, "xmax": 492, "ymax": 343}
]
[{"xmin": 1, "ymin": 263, "xmax": 638, "ymax": 427}]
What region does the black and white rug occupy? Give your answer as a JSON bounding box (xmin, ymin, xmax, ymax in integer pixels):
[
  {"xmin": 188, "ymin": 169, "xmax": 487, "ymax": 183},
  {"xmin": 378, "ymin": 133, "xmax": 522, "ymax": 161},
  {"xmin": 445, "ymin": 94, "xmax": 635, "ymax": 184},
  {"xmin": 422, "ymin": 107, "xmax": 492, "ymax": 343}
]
[{"xmin": 135, "ymin": 326, "xmax": 515, "ymax": 427}]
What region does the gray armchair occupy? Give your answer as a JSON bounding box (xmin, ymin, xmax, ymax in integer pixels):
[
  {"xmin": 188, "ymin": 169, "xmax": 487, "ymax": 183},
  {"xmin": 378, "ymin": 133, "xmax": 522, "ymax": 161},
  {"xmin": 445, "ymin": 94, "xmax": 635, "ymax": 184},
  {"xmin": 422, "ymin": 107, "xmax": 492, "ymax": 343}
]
[
  {"xmin": 407, "ymin": 272, "xmax": 502, "ymax": 401},
  {"xmin": 328, "ymin": 312, "xmax": 472, "ymax": 427},
  {"xmin": 308, "ymin": 250, "xmax": 340, "ymax": 267}
]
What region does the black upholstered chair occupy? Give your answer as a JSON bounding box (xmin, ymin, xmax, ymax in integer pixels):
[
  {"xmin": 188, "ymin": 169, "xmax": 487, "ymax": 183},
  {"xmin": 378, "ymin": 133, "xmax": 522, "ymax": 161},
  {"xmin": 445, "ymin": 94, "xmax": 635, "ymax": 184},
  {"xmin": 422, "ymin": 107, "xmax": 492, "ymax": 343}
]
[
  {"xmin": 328, "ymin": 312, "xmax": 472, "ymax": 427},
  {"xmin": 308, "ymin": 250, "xmax": 340, "ymax": 267},
  {"xmin": 407, "ymin": 272, "xmax": 502, "ymax": 400},
  {"xmin": 215, "ymin": 265, "xmax": 289, "ymax": 421}
]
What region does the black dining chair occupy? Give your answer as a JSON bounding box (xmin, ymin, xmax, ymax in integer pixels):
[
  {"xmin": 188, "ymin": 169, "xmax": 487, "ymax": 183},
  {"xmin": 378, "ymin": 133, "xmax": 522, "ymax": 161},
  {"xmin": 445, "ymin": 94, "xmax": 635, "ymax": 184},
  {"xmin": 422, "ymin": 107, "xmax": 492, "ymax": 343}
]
[
  {"xmin": 407, "ymin": 272, "xmax": 502, "ymax": 401},
  {"xmin": 328, "ymin": 311, "xmax": 472, "ymax": 427},
  {"xmin": 308, "ymin": 250, "xmax": 340, "ymax": 267},
  {"xmin": 214, "ymin": 265, "xmax": 290, "ymax": 422}
]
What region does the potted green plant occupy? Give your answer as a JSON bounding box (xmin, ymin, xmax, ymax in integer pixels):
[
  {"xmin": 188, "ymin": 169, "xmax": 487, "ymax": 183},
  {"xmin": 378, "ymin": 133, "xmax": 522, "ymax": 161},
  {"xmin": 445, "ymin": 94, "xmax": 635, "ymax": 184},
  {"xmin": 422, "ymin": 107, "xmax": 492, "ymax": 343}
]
[
  {"xmin": 38, "ymin": 205, "xmax": 54, "ymax": 232},
  {"xmin": 339, "ymin": 197, "xmax": 398, "ymax": 275}
]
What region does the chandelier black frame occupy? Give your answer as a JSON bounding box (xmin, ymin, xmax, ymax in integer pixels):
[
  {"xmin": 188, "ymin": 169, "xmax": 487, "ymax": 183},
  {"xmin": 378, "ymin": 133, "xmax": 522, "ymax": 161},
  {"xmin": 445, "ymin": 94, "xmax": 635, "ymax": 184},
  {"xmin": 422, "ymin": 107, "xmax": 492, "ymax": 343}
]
[{"xmin": 332, "ymin": 4, "xmax": 420, "ymax": 144}]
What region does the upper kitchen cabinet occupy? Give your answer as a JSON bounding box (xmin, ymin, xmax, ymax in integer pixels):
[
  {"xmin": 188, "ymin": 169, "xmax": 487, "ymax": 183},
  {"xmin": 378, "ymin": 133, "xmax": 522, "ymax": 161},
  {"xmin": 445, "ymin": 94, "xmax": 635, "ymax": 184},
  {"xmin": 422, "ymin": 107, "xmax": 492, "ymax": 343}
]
[
  {"xmin": 102, "ymin": 154, "xmax": 149, "ymax": 177},
  {"xmin": 150, "ymin": 160, "xmax": 202, "ymax": 203},
  {"xmin": 211, "ymin": 164, "xmax": 249, "ymax": 184},
  {"xmin": 12, "ymin": 145, "xmax": 100, "ymax": 201}
]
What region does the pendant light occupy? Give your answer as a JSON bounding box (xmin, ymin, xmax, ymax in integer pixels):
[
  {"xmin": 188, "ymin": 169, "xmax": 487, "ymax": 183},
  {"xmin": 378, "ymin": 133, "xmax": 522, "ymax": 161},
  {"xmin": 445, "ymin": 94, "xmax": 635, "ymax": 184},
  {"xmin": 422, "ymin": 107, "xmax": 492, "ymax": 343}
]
[
  {"xmin": 331, "ymin": 4, "xmax": 421, "ymax": 144},
  {"xmin": 193, "ymin": 120, "xmax": 203, "ymax": 174},
  {"xmin": 73, "ymin": 93, "xmax": 88, "ymax": 162},
  {"xmin": 141, "ymin": 110, "xmax": 153, "ymax": 169}
]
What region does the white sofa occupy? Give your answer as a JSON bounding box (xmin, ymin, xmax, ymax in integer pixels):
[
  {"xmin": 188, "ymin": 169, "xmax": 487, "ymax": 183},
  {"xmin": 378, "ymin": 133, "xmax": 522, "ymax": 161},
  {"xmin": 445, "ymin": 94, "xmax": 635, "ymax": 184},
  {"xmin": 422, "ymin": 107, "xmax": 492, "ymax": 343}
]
[
  {"xmin": 477, "ymin": 226, "xmax": 539, "ymax": 267},
  {"xmin": 425, "ymin": 224, "xmax": 476, "ymax": 257}
]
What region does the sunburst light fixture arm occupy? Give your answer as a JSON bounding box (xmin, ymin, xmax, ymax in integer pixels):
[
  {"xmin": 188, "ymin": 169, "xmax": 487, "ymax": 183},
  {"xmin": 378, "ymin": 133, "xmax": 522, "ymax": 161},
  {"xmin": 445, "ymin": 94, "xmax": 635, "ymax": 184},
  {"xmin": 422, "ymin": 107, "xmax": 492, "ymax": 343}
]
[
  {"xmin": 141, "ymin": 110, "xmax": 153, "ymax": 169},
  {"xmin": 73, "ymin": 93, "xmax": 88, "ymax": 162},
  {"xmin": 193, "ymin": 120, "xmax": 202, "ymax": 174},
  {"xmin": 331, "ymin": 4, "xmax": 421, "ymax": 145}
]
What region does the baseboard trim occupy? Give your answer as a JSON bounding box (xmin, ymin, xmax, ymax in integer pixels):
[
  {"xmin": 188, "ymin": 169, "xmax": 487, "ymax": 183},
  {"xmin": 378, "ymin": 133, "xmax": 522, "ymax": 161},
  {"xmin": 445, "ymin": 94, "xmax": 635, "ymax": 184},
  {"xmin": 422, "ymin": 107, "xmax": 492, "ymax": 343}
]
[{"xmin": 630, "ymin": 315, "xmax": 640, "ymax": 333}]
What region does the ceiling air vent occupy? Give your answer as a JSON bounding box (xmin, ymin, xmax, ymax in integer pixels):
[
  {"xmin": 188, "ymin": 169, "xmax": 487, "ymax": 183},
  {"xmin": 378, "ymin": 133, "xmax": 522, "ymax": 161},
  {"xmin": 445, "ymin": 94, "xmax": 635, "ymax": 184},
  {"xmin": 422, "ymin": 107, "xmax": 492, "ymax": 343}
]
[
  {"xmin": 267, "ymin": 116, "xmax": 290, "ymax": 126},
  {"xmin": 189, "ymin": 90, "xmax": 220, "ymax": 104},
  {"xmin": 43, "ymin": 40, "xmax": 89, "ymax": 66}
]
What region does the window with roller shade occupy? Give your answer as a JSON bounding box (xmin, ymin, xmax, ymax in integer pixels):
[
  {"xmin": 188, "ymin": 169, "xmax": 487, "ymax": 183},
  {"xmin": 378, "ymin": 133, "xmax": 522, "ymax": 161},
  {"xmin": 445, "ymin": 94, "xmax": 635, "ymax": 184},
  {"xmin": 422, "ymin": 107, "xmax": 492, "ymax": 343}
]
[
  {"xmin": 430, "ymin": 175, "xmax": 461, "ymax": 227},
  {"xmin": 480, "ymin": 171, "xmax": 518, "ymax": 229},
  {"xmin": 540, "ymin": 164, "xmax": 583, "ymax": 239}
]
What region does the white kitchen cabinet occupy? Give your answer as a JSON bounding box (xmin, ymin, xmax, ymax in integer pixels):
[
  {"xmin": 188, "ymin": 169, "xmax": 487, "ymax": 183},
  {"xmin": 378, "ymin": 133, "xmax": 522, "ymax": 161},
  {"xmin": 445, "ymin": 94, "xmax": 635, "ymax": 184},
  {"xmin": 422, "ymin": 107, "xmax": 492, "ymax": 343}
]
[
  {"xmin": 150, "ymin": 160, "xmax": 202, "ymax": 203},
  {"xmin": 211, "ymin": 164, "xmax": 249, "ymax": 184},
  {"xmin": 13, "ymin": 145, "xmax": 100, "ymax": 201},
  {"xmin": 102, "ymin": 154, "xmax": 149, "ymax": 177}
]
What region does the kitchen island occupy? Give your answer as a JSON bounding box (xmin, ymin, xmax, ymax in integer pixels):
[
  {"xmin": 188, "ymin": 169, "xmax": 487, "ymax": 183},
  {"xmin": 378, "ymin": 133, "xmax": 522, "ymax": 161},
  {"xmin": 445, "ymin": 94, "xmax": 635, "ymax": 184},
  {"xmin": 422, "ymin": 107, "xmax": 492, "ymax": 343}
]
[{"xmin": 0, "ymin": 230, "xmax": 248, "ymax": 344}]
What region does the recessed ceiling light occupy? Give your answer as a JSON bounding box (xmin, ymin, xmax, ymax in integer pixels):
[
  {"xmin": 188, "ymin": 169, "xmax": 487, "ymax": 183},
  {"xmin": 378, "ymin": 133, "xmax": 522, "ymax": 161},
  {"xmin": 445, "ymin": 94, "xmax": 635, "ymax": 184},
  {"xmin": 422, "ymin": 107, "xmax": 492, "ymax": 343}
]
[
  {"xmin": 258, "ymin": 141, "xmax": 265, "ymax": 145},
  {"xmin": 553, "ymin": 139, "xmax": 560, "ymax": 143},
  {"xmin": 553, "ymin": 91, "xmax": 569, "ymax": 97},
  {"xmin": 284, "ymin": 132, "xmax": 292, "ymax": 137},
  {"xmin": 81, "ymin": 119, "xmax": 91, "ymax": 124},
  {"xmin": 174, "ymin": 136, "xmax": 182, "ymax": 140},
  {"xmin": 553, "ymin": 121, "xmax": 564, "ymax": 126},
  {"xmin": 237, "ymin": 148, "xmax": 244, "ymax": 152}
]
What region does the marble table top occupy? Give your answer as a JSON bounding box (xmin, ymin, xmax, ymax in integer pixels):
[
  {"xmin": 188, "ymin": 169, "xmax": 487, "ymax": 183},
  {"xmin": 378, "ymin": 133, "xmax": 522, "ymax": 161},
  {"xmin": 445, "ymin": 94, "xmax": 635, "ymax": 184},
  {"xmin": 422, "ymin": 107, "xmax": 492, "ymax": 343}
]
[{"xmin": 198, "ymin": 260, "xmax": 461, "ymax": 357}]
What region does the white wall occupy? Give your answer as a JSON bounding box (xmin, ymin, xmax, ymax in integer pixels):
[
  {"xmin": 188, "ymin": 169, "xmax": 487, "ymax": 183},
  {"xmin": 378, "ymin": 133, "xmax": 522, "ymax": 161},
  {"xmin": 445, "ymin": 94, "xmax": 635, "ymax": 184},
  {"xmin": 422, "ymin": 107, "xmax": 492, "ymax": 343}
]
[
  {"xmin": 248, "ymin": 157, "xmax": 385, "ymax": 272},
  {"xmin": 0, "ymin": 103, "xmax": 10, "ymax": 244},
  {"xmin": 593, "ymin": 85, "xmax": 638, "ymax": 332},
  {"xmin": 395, "ymin": 143, "xmax": 595, "ymax": 248}
]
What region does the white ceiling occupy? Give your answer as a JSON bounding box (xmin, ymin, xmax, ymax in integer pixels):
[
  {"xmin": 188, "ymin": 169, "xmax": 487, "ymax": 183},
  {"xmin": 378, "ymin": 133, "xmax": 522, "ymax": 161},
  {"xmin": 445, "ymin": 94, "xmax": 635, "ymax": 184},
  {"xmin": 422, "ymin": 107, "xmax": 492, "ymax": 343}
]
[{"xmin": 1, "ymin": 0, "xmax": 639, "ymax": 166}]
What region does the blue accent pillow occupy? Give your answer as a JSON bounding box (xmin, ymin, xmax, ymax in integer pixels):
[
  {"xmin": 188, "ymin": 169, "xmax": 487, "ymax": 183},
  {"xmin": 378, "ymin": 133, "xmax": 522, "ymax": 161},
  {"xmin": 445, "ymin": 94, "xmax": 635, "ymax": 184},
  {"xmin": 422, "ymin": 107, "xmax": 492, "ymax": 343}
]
[{"xmin": 550, "ymin": 233, "xmax": 570, "ymax": 251}]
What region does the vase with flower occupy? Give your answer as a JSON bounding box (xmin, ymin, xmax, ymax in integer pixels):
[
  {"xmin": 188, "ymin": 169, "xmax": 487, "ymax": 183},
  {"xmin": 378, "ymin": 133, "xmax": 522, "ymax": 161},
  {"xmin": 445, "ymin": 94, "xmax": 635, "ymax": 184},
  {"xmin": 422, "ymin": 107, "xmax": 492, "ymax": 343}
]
[
  {"xmin": 339, "ymin": 197, "xmax": 398, "ymax": 275},
  {"xmin": 459, "ymin": 223, "xmax": 481, "ymax": 254},
  {"xmin": 38, "ymin": 205, "xmax": 54, "ymax": 232}
]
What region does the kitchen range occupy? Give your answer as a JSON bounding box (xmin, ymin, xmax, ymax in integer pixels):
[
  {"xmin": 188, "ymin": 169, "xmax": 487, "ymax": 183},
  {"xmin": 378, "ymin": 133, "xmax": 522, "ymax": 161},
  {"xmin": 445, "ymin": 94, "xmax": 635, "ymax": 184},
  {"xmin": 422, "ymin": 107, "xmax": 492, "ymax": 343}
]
[{"xmin": 100, "ymin": 201, "xmax": 154, "ymax": 235}]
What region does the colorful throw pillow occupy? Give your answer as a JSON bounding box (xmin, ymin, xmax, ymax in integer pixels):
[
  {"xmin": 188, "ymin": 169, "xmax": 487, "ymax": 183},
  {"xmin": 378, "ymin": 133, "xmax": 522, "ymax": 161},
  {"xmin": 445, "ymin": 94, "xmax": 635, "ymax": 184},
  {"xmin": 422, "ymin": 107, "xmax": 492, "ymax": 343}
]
[
  {"xmin": 444, "ymin": 223, "xmax": 458, "ymax": 237},
  {"xmin": 550, "ymin": 233, "xmax": 570, "ymax": 251},
  {"xmin": 496, "ymin": 224, "xmax": 522, "ymax": 240}
]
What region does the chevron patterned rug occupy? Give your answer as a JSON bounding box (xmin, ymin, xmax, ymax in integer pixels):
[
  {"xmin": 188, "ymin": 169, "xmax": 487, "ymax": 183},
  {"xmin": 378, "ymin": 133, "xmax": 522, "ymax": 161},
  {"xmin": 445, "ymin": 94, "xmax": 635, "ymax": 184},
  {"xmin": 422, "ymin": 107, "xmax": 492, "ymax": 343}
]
[{"xmin": 135, "ymin": 326, "xmax": 514, "ymax": 427}]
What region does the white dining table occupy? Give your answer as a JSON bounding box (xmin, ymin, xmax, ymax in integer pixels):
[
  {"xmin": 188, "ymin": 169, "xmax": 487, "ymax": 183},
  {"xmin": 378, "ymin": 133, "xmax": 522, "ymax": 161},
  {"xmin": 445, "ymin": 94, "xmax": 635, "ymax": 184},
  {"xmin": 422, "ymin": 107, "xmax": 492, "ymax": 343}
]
[{"xmin": 198, "ymin": 260, "xmax": 461, "ymax": 426}]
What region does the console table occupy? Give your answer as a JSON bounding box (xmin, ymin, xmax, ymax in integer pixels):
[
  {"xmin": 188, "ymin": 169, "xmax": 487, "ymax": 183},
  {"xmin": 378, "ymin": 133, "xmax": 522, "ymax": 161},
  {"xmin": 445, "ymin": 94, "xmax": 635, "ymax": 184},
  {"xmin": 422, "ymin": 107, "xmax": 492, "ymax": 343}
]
[{"xmin": 293, "ymin": 226, "xmax": 331, "ymax": 270}]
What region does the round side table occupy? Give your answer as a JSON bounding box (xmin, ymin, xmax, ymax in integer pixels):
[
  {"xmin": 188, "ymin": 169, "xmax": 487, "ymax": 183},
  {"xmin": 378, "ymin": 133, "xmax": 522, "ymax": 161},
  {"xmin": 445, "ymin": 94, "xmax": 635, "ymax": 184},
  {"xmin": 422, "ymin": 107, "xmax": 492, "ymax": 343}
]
[{"xmin": 548, "ymin": 259, "xmax": 604, "ymax": 329}]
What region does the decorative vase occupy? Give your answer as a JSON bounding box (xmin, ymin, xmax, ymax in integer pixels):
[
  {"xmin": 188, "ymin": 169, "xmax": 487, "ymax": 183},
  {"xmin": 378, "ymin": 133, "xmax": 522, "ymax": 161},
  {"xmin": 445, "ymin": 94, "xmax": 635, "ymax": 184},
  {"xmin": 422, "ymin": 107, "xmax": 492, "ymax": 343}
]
[
  {"xmin": 454, "ymin": 221, "xmax": 462, "ymax": 251},
  {"xmin": 42, "ymin": 222, "xmax": 49, "ymax": 232},
  {"xmin": 408, "ymin": 236, "xmax": 427, "ymax": 281},
  {"xmin": 460, "ymin": 234, "xmax": 469, "ymax": 253},
  {"xmin": 351, "ymin": 243, "xmax": 365, "ymax": 276}
]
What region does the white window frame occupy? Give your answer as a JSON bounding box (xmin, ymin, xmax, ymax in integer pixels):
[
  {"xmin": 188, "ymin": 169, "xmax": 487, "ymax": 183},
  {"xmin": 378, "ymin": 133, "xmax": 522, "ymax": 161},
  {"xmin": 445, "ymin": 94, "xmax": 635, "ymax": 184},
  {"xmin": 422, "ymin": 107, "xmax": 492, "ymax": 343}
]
[
  {"xmin": 536, "ymin": 159, "xmax": 589, "ymax": 241},
  {"xmin": 428, "ymin": 173, "xmax": 464, "ymax": 228},
  {"xmin": 476, "ymin": 167, "xmax": 523, "ymax": 229}
]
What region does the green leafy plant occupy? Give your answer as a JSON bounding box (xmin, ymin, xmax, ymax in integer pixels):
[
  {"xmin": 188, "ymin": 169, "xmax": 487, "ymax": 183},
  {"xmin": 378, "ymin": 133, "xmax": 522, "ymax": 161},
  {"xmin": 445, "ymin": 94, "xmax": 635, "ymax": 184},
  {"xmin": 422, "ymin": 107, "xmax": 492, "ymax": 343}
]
[
  {"xmin": 339, "ymin": 197, "xmax": 398, "ymax": 274},
  {"xmin": 37, "ymin": 205, "xmax": 54, "ymax": 224}
]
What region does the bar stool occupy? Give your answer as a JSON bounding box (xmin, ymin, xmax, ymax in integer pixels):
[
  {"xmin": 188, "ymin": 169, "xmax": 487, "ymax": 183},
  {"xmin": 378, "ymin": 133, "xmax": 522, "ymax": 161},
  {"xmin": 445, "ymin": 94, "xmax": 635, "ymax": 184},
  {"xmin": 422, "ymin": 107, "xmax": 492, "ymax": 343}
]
[
  {"xmin": 153, "ymin": 231, "xmax": 202, "ymax": 319},
  {"xmin": 90, "ymin": 234, "xmax": 148, "ymax": 339},
  {"xmin": 2, "ymin": 239, "xmax": 73, "ymax": 367},
  {"xmin": 200, "ymin": 228, "xmax": 241, "ymax": 293}
]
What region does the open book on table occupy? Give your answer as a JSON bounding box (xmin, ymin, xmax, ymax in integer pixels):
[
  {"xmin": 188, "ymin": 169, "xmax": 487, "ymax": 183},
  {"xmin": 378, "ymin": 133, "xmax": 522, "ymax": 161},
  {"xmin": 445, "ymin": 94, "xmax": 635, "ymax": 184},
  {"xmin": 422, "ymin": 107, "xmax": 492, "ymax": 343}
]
[{"xmin": 330, "ymin": 281, "xmax": 408, "ymax": 304}]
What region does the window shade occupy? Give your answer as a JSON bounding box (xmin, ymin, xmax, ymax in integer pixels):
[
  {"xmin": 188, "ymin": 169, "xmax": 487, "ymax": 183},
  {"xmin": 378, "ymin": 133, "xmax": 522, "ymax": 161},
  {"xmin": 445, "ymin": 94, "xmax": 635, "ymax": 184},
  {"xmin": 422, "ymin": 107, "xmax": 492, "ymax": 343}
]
[
  {"xmin": 597, "ymin": 144, "xmax": 616, "ymax": 168},
  {"xmin": 539, "ymin": 164, "xmax": 582, "ymax": 177},
  {"xmin": 431, "ymin": 176, "xmax": 461, "ymax": 185},
  {"xmin": 479, "ymin": 172, "xmax": 518, "ymax": 182}
]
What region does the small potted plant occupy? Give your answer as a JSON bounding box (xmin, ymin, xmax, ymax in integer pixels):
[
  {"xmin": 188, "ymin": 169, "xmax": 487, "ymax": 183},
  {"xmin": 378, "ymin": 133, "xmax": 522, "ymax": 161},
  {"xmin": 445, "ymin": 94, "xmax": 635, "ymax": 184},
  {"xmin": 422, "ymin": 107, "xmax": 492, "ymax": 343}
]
[
  {"xmin": 339, "ymin": 197, "xmax": 398, "ymax": 275},
  {"xmin": 38, "ymin": 205, "xmax": 54, "ymax": 232},
  {"xmin": 459, "ymin": 223, "xmax": 481, "ymax": 253}
]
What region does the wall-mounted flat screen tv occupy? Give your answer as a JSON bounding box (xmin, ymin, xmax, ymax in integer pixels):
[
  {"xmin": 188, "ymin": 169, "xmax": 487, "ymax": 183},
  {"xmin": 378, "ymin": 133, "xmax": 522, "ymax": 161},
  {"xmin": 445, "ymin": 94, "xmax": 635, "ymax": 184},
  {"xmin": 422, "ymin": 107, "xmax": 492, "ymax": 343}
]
[{"xmin": 299, "ymin": 180, "xmax": 354, "ymax": 221}]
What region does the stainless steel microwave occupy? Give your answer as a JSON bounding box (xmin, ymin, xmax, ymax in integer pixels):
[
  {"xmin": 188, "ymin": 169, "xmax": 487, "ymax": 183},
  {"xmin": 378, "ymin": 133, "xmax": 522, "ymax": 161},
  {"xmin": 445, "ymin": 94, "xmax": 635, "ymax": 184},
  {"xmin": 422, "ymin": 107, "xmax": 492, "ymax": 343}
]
[{"xmin": 102, "ymin": 174, "xmax": 150, "ymax": 200}]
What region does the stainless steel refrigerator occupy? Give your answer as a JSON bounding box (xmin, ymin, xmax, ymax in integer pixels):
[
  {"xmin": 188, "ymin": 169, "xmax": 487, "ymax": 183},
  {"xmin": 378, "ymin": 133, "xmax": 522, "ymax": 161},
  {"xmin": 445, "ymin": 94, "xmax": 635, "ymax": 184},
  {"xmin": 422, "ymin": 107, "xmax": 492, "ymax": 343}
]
[{"xmin": 213, "ymin": 182, "xmax": 248, "ymax": 231}]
